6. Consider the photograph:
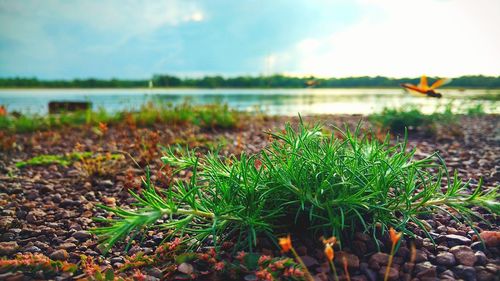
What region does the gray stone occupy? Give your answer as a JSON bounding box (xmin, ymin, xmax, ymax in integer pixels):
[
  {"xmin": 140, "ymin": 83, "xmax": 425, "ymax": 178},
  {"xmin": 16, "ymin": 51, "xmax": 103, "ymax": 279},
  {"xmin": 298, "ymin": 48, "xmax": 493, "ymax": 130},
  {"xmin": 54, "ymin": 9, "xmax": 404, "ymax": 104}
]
[
  {"xmin": 436, "ymin": 252, "xmax": 456, "ymax": 266},
  {"xmin": 50, "ymin": 249, "xmax": 68, "ymax": 261},
  {"xmin": 450, "ymin": 246, "xmax": 477, "ymax": 266},
  {"xmin": 453, "ymin": 265, "xmax": 476, "ymax": 281},
  {"xmin": 72, "ymin": 230, "xmax": 92, "ymax": 241},
  {"xmin": 445, "ymin": 234, "xmax": 472, "ymax": 247}
]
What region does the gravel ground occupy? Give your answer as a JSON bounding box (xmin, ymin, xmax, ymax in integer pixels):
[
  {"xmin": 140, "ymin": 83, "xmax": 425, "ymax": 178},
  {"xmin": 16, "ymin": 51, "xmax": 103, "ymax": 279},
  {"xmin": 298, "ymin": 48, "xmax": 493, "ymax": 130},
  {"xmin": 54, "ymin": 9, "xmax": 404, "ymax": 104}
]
[{"xmin": 0, "ymin": 114, "xmax": 499, "ymax": 281}]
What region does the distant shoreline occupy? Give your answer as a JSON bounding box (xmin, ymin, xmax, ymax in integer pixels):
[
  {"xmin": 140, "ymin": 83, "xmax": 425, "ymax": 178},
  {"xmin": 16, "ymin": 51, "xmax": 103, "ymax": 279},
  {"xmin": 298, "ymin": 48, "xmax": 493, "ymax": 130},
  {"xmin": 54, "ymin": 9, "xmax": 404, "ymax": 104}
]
[
  {"xmin": 0, "ymin": 87, "xmax": 499, "ymax": 90},
  {"xmin": 1, "ymin": 75, "xmax": 499, "ymax": 89}
]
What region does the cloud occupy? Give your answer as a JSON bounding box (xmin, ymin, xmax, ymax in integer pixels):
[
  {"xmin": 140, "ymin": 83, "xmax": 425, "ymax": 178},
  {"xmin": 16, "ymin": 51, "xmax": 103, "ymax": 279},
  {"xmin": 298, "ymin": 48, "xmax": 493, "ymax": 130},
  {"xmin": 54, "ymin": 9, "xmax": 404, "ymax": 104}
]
[
  {"xmin": 272, "ymin": 0, "xmax": 500, "ymax": 77},
  {"xmin": 0, "ymin": 0, "xmax": 205, "ymax": 34},
  {"xmin": 1, "ymin": 0, "xmax": 498, "ymax": 78},
  {"xmin": 0, "ymin": 0, "xmax": 206, "ymax": 77}
]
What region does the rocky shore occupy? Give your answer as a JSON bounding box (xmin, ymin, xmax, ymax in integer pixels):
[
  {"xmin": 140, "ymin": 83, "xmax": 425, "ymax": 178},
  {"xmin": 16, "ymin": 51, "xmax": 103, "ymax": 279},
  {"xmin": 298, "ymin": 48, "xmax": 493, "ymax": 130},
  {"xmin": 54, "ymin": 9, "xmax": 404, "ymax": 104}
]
[{"xmin": 0, "ymin": 114, "xmax": 498, "ymax": 280}]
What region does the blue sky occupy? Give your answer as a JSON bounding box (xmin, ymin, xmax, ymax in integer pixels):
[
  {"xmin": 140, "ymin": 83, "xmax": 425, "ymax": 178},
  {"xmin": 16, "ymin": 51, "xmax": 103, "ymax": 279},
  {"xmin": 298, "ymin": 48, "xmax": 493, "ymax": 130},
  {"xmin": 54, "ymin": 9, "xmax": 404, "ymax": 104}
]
[{"xmin": 0, "ymin": 0, "xmax": 499, "ymax": 79}]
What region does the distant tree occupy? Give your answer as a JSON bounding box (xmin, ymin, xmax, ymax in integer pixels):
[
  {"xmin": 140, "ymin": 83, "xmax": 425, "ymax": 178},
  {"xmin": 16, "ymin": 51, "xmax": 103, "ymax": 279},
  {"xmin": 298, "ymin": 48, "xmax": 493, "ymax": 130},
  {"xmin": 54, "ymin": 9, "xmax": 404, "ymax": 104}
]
[{"xmin": 0, "ymin": 75, "xmax": 499, "ymax": 89}]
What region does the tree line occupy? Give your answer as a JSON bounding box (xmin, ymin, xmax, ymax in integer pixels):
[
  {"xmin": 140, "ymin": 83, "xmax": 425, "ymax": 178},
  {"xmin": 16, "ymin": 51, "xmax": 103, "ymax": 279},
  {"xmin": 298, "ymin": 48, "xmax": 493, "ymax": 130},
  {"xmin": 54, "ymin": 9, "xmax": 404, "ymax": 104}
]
[{"xmin": 1, "ymin": 75, "xmax": 499, "ymax": 88}]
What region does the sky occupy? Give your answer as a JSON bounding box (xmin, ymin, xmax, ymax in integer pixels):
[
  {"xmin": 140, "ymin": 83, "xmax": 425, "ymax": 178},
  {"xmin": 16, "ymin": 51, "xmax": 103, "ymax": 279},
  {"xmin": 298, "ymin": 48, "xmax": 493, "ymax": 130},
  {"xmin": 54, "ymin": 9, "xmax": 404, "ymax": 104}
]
[{"xmin": 0, "ymin": 0, "xmax": 499, "ymax": 79}]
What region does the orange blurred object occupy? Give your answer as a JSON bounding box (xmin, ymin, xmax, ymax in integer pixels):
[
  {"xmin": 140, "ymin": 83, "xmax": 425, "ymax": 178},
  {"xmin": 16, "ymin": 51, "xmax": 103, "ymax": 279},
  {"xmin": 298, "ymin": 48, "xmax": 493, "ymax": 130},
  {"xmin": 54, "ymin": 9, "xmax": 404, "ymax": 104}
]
[
  {"xmin": 321, "ymin": 236, "xmax": 337, "ymax": 246},
  {"xmin": 325, "ymin": 243, "xmax": 334, "ymax": 261},
  {"xmin": 98, "ymin": 122, "xmax": 108, "ymax": 134},
  {"xmin": 401, "ymin": 75, "xmax": 451, "ymax": 98},
  {"xmin": 389, "ymin": 227, "xmax": 402, "ymax": 244},
  {"xmin": 279, "ymin": 234, "xmax": 292, "ymax": 253}
]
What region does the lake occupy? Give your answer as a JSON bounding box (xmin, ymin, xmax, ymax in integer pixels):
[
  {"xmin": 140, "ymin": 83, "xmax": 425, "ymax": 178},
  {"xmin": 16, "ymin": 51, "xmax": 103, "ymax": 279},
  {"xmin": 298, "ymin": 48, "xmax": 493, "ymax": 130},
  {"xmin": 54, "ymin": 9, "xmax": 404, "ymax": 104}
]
[{"xmin": 0, "ymin": 88, "xmax": 498, "ymax": 115}]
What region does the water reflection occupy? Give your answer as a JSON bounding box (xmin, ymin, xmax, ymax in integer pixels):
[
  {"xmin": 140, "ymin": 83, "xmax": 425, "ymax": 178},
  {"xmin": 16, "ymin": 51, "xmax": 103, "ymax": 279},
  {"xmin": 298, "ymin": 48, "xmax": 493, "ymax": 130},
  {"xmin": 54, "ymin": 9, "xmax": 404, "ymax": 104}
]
[{"xmin": 0, "ymin": 88, "xmax": 498, "ymax": 115}]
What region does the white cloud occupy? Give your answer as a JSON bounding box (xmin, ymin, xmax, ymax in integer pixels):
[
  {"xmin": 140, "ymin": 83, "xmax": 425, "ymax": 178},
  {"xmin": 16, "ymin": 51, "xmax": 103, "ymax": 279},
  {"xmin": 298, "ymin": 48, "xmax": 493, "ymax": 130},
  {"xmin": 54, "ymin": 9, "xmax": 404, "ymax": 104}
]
[
  {"xmin": 0, "ymin": 0, "xmax": 205, "ymax": 41},
  {"xmin": 187, "ymin": 11, "xmax": 204, "ymax": 22},
  {"xmin": 0, "ymin": 0, "xmax": 206, "ymax": 68},
  {"xmin": 273, "ymin": 0, "xmax": 500, "ymax": 77}
]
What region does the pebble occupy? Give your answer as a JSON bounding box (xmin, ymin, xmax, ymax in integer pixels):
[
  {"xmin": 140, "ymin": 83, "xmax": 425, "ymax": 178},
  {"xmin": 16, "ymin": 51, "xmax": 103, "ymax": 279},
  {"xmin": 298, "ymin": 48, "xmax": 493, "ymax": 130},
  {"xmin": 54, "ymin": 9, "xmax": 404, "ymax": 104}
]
[
  {"xmin": 450, "ymin": 245, "xmax": 477, "ymax": 266},
  {"xmin": 15, "ymin": 209, "xmax": 27, "ymax": 219},
  {"xmin": 64, "ymin": 237, "xmax": 79, "ymax": 244},
  {"xmin": 440, "ymin": 269, "xmax": 455, "ymax": 279},
  {"xmin": 414, "ymin": 249, "xmax": 428, "ymax": 263},
  {"xmin": 368, "ymin": 252, "xmax": 389, "ymax": 270},
  {"xmin": 39, "ymin": 184, "xmax": 54, "ymax": 194},
  {"xmin": 300, "ymin": 255, "xmax": 318, "ymax": 268},
  {"xmin": 445, "ymin": 234, "xmax": 472, "ymax": 247},
  {"xmin": 453, "ymin": 265, "xmax": 476, "ymax": 281},
  {"xmin": 177, "ymin": 263, "xmax": 194, "ymax": 275},
  {"xmin": 103, "ymin": 197, "xmax": 116, "ymax": 207},
  {"xmin": 58, "ymin": 242, "xmax": 77, "ymax": 251},
  {"xmin": 378, "ymin": 267, "xmax": 398, "ymax": 281},
  {"xmin": 334, "ymin": 251, "xmax": 360, "ymax": 269},
  {"xmin": 471, "ymin": 241, "xmax": 486, "ymax": 251},
  {"xmin": 60, "ymin": 199, "xmax": 75, "ymax": 208},
  {"xmin": 72, "ymin": 230, "xmax": 92, "ymax": 241},
  {"xmin": 435, "ymin": 252, "xmax": 456, "ymax": 266},
  {"xmin": 474, "ymin": 251, "xmax": 487, "ymax": 265},
  {"xmin": 50, "ymin": 249, "xmax": 68, "ymax": 261},
  {"xmin": 67, "ymin": 169, "xmax": 80, "ymax": 177},
  {"xmin": 0, "ymin": 272, "xmax": 25, "ymax": 281},
  {"xmin": 476, "ymin": 268, "xmax": 496, "ymax": 281},
  {"xmin": 110, "ymin": 257, "xmax": 124, "ymax": 264},
  {"xmin": 52, "ymin": 193, "xmax": 62, "ymax": 203},
  {"xmin": 98, "ymin": 179, "xmax": 114, "ymax": 188},
  {"xmin": 360, "ymin": 263, "xmax": 377, "ymax": 281},
  {"xmin": 0, "ymin": 241, "xmax": 19, "ymax": 255},
  {"xmin": 415, "ymin": 262, "xmax": 437, "ymax": 278},
  {"xmin": 34, "ymin": 241, "xmax": 50, "ymax": 250},
  {"xmin": 23, "ymin": 246, "xmax": 42, "ymax": 253},
  {"xmin": 484, "ymin": 263, "xmax": 498, "ymax": 273},
  {"xmin": 26, "ymin": 209, "xmax": 46, "ymax": 224},
  {"xmin": 479, "ymin": 231, "xmax": 500, "ymax": 247},
  {"xmin": 146, "ymin": 267, "xmax": 163, "ymax": 279}
]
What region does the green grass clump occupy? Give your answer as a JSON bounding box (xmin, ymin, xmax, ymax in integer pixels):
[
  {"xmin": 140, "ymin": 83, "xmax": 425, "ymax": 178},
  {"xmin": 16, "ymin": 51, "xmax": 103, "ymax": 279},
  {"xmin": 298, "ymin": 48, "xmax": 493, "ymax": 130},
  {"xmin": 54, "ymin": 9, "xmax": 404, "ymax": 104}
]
[
  {"xmin": 370, "ymin": 107, "xmax": 428, "ymax": 133},
  {"xmin": 369, "ymin": 104, "xmax": 460, "ymax": 134},
  {"xmin": 130, "ymin": 102, "xmax": 239, "ymax": 129},
  {"xmin": 15, "ymin": 152, "xmax": 123, "ymax": 168},
  {"xmin": 0, "ymin": 102, "xmax": 240, "ymax": 133},
  {"xmin": 465, "ymin": 104, "xmax": 486, "ymax": 116},
  {"xmin": 470, "ymin": 92, "xmax": 500, "ymax": 101},
  {"xmin": 15, "ymin": 152, "xmax": 91, "ymax": 168},
  {"xmin": 93, "ymin": 120, "xmax": 498, "ymax": 253}
]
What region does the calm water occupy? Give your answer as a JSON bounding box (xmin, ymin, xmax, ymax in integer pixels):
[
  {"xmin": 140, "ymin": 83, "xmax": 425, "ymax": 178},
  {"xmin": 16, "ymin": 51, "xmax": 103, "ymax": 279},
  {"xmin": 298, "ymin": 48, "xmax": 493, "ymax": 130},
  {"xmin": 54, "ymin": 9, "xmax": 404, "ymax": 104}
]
[{"xmin": 0, "ymin": 88, "xmax": 498, "ymax": 115}]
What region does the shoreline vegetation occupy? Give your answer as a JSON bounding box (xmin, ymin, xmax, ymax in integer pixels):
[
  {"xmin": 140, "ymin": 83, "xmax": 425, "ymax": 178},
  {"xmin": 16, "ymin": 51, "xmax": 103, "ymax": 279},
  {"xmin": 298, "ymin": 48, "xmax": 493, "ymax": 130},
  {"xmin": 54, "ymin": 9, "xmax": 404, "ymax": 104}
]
[
  {"xmin": 1, "ymin": 74, "xmax": 500, "ymax": 89},
  {"xmin": 0, "ymin": 101, "xmax": 492, "ymax": 134},
  {"xmin": 0, "ymin": 103, "xmax": 240, "ymax": 133}
]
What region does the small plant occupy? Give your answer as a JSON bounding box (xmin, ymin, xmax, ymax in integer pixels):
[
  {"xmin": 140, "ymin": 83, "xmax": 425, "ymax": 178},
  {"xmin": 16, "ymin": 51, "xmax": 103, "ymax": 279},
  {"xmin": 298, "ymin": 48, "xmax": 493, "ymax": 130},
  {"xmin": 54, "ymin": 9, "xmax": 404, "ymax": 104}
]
[
  {"xmin": 15, "ymin": 151, "xmax": 123, "ymax": 173},
  {"xmin": 465, "ymin": 103, "xmax": 485, "ymax": 116},
  {"xmin": 383, "ymin": 227, "xmax": 402, "ymax": 281},
  {"xmin": 74, "ymin": 152, "xmax": 124, "ymax": 177},
  {"xmin": 369, "ymin": 106, "xmax": 431, "ymax": 133},
  {"xmin": 0, "ymin": 253, "xmax": 77, "ymax": 277},
  {"xmin": 322, "ymin": 237, "xmax": 339, "ymax": 281},
  {"xmin": 369, "ymin": 104, "xmax": 465, "ymax": 135},
  {"xmin": 94, "ymin": 119, "xmax": 498, "ymax": 254},
  {"xmin": 15, "ymin": 152, "xmax": 92, "ymax": 168},
  {"xmin": 279, "ymin": 235, "xmax": 313, "ymax": 281},
  {"xmin": 0, "ymin": 131, "xmax": 16, "ymax": 151},
  {"xmin": 470, "ymin": 92, "xmax": 500, "ymax": 101},
  {"xmin": 80, "ymin": 255, "xmax": 126, "ymax": 281},
  {"xmin": 341, "ymin": 256, "xmax": 351, "ymax": 281}
]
